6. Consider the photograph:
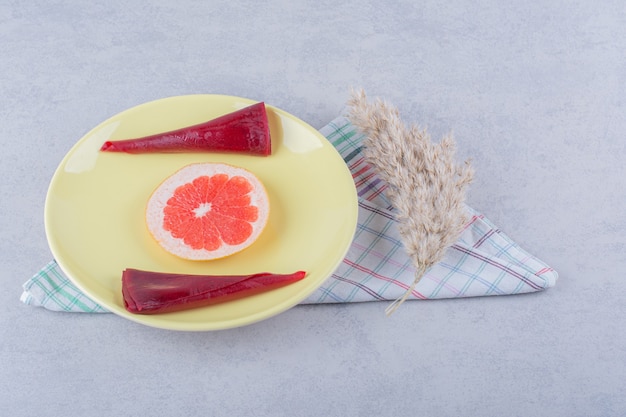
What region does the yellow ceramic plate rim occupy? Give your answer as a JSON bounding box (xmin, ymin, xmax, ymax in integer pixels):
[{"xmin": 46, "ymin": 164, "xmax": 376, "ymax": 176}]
[{"xmin": 45, "ymin": 94, "xmax": 358, "ymax": 331}]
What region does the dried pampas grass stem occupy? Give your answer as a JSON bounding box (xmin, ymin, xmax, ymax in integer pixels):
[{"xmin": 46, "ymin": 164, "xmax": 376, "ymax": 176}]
[{"xmin": 347, "ymin": 90, "xmax": 474, "ymax": 315}]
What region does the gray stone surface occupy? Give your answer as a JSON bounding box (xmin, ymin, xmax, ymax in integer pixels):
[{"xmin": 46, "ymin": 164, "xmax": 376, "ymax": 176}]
[{"xmin": 2, "ymin": 1, "xmax": 625, "ymax": 416}]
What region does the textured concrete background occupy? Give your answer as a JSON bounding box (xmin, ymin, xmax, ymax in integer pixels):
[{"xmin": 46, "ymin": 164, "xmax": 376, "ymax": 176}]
[{"xmin": 2, "ymin": 1, "xmax": 625, "ymax": 416}]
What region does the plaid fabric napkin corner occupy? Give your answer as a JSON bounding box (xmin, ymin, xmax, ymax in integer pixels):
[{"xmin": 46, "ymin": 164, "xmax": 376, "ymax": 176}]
[{"xmin": 21, "ymin": 116, "xmax": 558, "ymax": 312}]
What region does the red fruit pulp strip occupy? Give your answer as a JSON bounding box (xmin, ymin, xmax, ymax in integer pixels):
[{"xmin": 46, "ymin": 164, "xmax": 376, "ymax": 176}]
[
  {"xmin": 122, "ymin": 268, "xmax": 306, "ymax": 314},
  {"xmin": 100, "ymin": 102, "xmax": 272, "ymax": 156}
]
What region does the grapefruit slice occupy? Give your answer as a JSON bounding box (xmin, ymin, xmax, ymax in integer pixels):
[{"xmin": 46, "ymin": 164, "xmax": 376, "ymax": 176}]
[
  {"xmin": 100, "ymin": 102, "xmax": 271, "ymax": 156},
  {"xmin": 146, "ymin": 163, "xmax": 269, "ymax": 260}
]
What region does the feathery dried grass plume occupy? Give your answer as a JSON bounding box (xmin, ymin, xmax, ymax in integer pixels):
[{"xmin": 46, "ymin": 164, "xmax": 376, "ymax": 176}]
[{"xmin": 347, "ymin": 89, "xmax": 474, "ymax": 315}]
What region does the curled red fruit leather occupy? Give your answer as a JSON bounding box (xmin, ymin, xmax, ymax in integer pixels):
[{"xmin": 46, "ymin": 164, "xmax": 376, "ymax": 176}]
[
  {"xmin": 100, "ymin": 102, "xmax": 272, "ymax": 156},
  {"xmin": 121, "ymin": 268, "xmax": 306, "ymax": 314}
]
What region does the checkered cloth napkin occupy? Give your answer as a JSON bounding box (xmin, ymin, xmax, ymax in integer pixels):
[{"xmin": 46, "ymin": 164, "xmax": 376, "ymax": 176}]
[{"xmin": 21, "ymin": 116, "xmax": 558, "ymax": 312}]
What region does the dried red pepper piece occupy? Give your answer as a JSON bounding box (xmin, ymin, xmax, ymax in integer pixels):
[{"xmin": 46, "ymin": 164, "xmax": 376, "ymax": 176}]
[
  {"xmin": 101, "ymin": 102, "xmax": 271, "ymax": 156},
  {"xmin": 122, "ymin": 268, "xmax": 306, "ymax": 314}
]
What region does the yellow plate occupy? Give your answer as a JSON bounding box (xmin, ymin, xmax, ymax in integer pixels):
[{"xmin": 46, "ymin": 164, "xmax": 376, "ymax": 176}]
[{"xmin": 45, "ymin": 94, "xmax": 358, "ymax": 331}]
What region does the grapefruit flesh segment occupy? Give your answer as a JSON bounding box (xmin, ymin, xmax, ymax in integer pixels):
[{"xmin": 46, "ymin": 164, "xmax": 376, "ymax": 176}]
[
  {"xmin": 122, "ymin": 268, "xmax": 307, "ymax": 314},
  {"xmin": 146, "ymin": 163, "xmax": 269, "ymax": 260},
  {"xmin": 100, "ymin": 102, "xmax": 271, "ymax": 156}
]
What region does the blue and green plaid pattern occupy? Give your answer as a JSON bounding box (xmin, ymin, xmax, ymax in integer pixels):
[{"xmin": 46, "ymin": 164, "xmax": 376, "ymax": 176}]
[
  {"xmin": 20, "ymin": 260, "xmax": 108, "ymax": 312},
  {"xmin": 21, "ymin": 116, "xmax": 557, "ymax": 312}
]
